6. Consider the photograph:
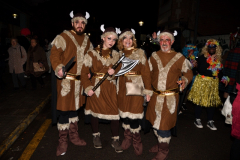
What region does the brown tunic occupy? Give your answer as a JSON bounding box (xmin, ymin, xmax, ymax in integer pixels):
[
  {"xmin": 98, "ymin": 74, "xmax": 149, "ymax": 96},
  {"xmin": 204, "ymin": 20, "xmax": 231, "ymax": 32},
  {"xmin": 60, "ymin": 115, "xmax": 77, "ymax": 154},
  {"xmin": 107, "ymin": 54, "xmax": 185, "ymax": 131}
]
[
  {"xmin": 50, "ymin": 30, "xmax": 91, "ymax": 111},
  {"xmin": 117, "ymin": 48, "xmax": 153, "ymax": 119},
  {"xmin": 81, "ymin": 47, "xmax": 120, "ymax": 120},
  {"xmin": 146, "ymin": 50, "xmax": 193, "ymax": 130}
]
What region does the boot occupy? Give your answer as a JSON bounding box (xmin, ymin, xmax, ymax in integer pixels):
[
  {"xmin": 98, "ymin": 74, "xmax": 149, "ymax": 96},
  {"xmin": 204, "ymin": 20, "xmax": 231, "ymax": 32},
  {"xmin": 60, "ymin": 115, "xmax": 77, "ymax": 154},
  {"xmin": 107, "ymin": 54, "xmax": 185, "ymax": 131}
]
[
  {"xmin": 152, "ymin": 142, "xmax": 169, "ymax": 160},
  {"xmin": 93, "ymin": 132, "xmax": 102, "ymax": 148},
  {"xmin": 149, "ymin": 143, "xmax": 158, "ymax": 153},
  {"xmin": 69, "ymin": 120, "xmax": 86, "ymax": 146},
  {"xmin": 132, "ymin": 132, "xmax": 143, "ymax": 156},
  {"xmin": 121, "ymin": 129, "xmax": 132, "ymax": 150},
  {"xmin": 56, "ymin": 123, "xmax": 69, "ymax": 156},
  {"xmin": 111, "ymin": 136, "xmax": 123, "ymax": 153}
]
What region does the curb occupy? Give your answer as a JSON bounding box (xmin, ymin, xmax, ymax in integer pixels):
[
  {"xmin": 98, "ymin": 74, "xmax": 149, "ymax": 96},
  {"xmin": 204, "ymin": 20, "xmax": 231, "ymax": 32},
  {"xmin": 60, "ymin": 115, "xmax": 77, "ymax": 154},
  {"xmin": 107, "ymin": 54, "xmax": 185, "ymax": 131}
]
[{"xmin": 0, "ymin": 94, "xmax": 51, "ymax": 157}]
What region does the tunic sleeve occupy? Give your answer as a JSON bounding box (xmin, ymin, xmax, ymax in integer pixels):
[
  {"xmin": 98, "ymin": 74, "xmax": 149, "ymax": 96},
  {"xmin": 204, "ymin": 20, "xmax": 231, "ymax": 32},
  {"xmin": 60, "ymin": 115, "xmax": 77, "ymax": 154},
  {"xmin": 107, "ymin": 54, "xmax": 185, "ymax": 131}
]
[
  {"xmin": 141, "ymin": 54, "xmax": 153, "ymax": 96},
  {"xmin": 81, "ymin": 51, "xmax": 94, "ymax": 95},
  {"xmin": 50, "ymin": 34, "xmax": 66, "ymax": 78}
]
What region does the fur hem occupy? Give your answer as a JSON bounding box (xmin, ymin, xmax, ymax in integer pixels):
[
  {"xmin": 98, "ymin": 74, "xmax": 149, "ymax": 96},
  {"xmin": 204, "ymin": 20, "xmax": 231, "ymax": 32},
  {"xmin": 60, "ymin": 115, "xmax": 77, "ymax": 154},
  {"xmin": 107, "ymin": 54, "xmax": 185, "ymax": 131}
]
[
  {"xmin": 85, "ymin": 109, "xmax": 120, "ymax": 120},
  {"xmin": 112, "ymin": 136, "xmax": 120, "ymax": 140},
  {"xmin": 57, "ymin": 123, "xmax": 70, "ymax": 131},
  {"xmin": 130, "ymin": 126, "xmax": 141, "ymax": 134},
  {"xmin": 93, "ymin": 132, "xmax": 100, "ymax": 137},
  {"xmin": 119, "ymin": 109, "xmax": 144, "ymax": 119},
  {"xmin": 51, "ymin": 35, "xmax": 66, "ymax": 51},
  {"xmin": 182, "ymin": 76, "xmax": 188, "ymax": 89},
  {"xmin": 122, "ymin": 123, "xmax": 131, "ymax": 130},
  {"xmin": 84, "ymin": 85, "xmax": 94, "ymax": 96},
  {"xmin": 55, "ymin": 64, "xmax": 64, "ymax": 78},
  {"xmin": 143, "ymin": 89, "xmax": 153, "ymax": 97},
  {"xmin": 158, "ymin": 136, "xmax": 171, "ymax": 144},
  {"xmin": 69, "ymin": 116, "xmax": 79, "ymax": 123}
]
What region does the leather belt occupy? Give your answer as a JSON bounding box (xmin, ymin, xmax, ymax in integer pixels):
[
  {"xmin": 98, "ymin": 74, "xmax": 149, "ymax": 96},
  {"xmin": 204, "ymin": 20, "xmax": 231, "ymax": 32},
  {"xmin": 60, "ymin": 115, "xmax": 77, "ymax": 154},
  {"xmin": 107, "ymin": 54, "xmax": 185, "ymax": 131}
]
[
  {"xmin": 66, "ymin": 73, "xmax": 81, "ymax": 81},
  {"xmin": 152, "ymin": 86, "xmax": 179, "ymax": 96},
  {"xmin": 124, "ymin": 71, "xmax": 141, "ymax": 76},
  {"xmin": 93, "ymin": 72, "xmax": 105, "ymax": 79}
]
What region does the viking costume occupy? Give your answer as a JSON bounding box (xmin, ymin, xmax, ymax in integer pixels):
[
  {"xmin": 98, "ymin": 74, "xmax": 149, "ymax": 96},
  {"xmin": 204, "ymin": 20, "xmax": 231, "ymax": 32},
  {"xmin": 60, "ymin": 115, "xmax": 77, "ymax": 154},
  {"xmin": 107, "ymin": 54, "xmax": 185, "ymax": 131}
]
[
  {"xmin": 81, "ymin": 26, "xmax": 123, "ymax": 153},
  {"xmin": 188, "ymin": 39, "xmax": 230, "ymax": 130},
  {"xmin": 50, "ymin": 11, "xmax": 92, "ymax": 156},
  {"xmin": 146, "ymin": 30, "xmax": 193, "ymax": 160},
  {"xmin": 117, "ymin": 29, "xmax": 153, "ymax": 155}
]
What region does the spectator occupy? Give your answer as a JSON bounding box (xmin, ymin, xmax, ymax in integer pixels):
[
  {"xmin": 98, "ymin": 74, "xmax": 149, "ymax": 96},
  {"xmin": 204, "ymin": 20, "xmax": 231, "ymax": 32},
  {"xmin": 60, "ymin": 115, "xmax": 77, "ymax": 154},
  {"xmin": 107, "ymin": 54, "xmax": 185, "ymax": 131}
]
[
  {"xmin": 26, "ymin": 38, "xmax": 48, "ymax": 90},
  {"xmin": 8, "ymin": 38, "xmax": 27, "ymax": 90}
]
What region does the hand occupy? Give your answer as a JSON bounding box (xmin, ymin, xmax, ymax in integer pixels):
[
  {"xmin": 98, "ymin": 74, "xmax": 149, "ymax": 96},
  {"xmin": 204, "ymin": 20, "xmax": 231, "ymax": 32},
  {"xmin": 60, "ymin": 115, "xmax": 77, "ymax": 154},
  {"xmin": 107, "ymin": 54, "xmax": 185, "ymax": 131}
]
[
  {"xmin": 88, "ymin": 89, "xmax": 95, "ymax": 96},
  {"xmin": 211, "ymin": 54, "xmax": 217, "ymax": 61},
  {"xmin": 177, "ymin": 79, "xmax": 186, "ymax": 89},
  {"xmin": 58, "ymin": 68, "xmax": 64, "ymax": 77},
  {"xmin": 222, "ymin": 80, "xmax": 228, "ymax": 87},
  {"xmin": 146, "ymin": 95, "xmax": 151, "ymax": 102},
  {"xmin": 108, "ymin": 67, "xmax": 115, "ymax": 75},
  {"xmin": 192, "ymin": 60, "xmax": 197, "ymax": 68},
  {"xmin": 88, "ymin": 73, "xmax": 91, "ymax": 79},
  {"xmin": 39, "ymin": 62, "xmax": 44, "ymax": 68},
  {"xmin": 152, "ymin": 32, "xmax": 157, "ymax": 39}
]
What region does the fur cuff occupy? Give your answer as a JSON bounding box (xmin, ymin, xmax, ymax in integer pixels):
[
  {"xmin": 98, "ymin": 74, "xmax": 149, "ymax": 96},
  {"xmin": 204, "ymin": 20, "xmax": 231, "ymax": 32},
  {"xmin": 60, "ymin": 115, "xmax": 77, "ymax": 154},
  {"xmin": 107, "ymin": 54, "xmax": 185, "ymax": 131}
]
[
  {"xmin": 182, "ymin": 76, "xmax": 188, "ymax": 89},
  {"xmin": 112, "ymin": 136, "xmax": 120, "ymax": 141},
  {"xmin": 143, "ymin": 89, "xmax": 153, "ymax": 97},
  {"xmin": 130, "ymin": 126, "xmax": 141, "ymax": 134},
  {"xmin": 69, "ymin": 116, "xmax": 79, "ymax": 123},
  {"xmin": 122, "ymin": 123, "xmax": 131, "ymax": 130},
  {"xmin": 84, "ymin": 86, "xmax": 94, "ymax": 95},
  {"xmin": 157, "ymin": 136, "xmax": 171, "ymax": 144},
  {"xmin": 57, "ymin": 123, "xmax": 70, "ymax": 131},
  {"xmin": 93, "ymin": 132, "xmax": 100, "ymax": 137},
  {"xmin": 55, "ymin": 64, "xmax": 64, "ymax": 78}
]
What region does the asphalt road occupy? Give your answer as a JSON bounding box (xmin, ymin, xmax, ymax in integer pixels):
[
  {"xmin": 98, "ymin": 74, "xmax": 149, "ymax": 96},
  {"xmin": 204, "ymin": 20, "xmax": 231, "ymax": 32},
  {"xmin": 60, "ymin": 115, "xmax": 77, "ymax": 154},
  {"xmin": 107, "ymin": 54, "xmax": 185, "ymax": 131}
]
[{"xmin": 1, "ymin": 101, "xmax": 233, "ymax": 160}]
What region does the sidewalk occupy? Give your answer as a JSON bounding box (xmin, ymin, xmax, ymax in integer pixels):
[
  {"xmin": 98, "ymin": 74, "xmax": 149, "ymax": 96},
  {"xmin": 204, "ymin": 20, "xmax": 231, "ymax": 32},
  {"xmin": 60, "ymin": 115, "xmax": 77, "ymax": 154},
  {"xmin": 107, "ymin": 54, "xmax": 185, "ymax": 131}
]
[{"xmin": 0, "ymin": 67, "xmax": 51, "ymax": 155}]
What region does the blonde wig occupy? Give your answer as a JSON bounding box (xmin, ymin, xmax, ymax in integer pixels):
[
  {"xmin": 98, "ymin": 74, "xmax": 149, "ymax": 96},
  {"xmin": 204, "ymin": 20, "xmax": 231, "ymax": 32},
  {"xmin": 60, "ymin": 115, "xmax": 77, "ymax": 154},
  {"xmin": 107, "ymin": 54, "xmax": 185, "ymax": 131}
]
[
  {"xmin": 117, "ymin": 31, "xmax": 137, "ymax": 51},
  {"xmin": 201, "ymin": 39, "xmax": 222, "ymax": 62}
]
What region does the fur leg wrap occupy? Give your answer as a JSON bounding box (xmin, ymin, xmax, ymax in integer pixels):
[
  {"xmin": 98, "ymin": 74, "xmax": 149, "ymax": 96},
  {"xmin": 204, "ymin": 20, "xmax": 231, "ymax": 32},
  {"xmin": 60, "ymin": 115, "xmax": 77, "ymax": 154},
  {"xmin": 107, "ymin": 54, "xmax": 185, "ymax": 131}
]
[{"xmin": 57, "ymin": 123, "xmax": 70, "ymax": 131}]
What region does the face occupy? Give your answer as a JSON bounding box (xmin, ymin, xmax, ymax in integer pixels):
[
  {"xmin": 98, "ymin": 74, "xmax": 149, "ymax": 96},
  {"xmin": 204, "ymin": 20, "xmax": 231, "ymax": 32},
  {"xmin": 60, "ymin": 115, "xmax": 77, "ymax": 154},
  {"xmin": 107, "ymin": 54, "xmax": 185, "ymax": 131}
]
[
  {"xmin": 102, "ymin": 34, "xmax": 117, "ymax": 49},
  {"xmin": 159, "ymin": 35, "xmax": 174, "ymax": 52},
  {"xmin": 11, "ymin": 39, "xmax": 17, "ymax": 46},
  {"xmin": 122, "ymin": 35, "xmax": 133, "ymax": 49},
  {"xmin": 72, "ymin": 19, "xmax": 86, "ymax": 35},
  {"xmin": 208, "ymin": 47, "xmax": 216, "ymax": 55},
  {"xmin": 31, "ymin": 39, "xmax": 37, "ymax": 47}
]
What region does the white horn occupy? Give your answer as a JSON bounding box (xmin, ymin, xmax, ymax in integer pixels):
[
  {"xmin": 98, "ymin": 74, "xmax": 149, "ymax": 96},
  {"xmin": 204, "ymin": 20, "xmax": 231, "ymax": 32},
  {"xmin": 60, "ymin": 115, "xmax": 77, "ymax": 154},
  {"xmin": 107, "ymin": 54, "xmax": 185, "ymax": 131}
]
[
  {"xmin": 85, "ymin": 12, "xmax": 90, "ymax": 19},
  {"xmin": 131, "ymin": 28, "xmax": 135, "ymax": 34},
  {"xmin": 100, "ymin": 24, "xmax": 105, "ymax": 32},
  {"xmin": 116, "ymin": 28, "xmax": 121, "ymax": 34},
  {"xmin": 70, "ymin": 11, "xmax": 74, "ymax": 18},
  {"xmin": 173, "ymin": 30, "xmax": 178, "ymax": 36},
  {"xmin": 157, "ymin": 30, "xmax": 160, "ymax": 36}
]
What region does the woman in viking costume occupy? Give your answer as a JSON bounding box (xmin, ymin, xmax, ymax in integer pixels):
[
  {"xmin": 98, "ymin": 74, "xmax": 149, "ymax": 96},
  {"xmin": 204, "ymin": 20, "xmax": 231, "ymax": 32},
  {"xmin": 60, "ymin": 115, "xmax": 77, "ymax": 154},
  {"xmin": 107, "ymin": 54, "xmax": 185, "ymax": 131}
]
[
  {"xmin": 81, "ymin": 25, "xmax": 123, "ymax": 153},
  {"xmin": 188, "ymin": 39, "xmax": 229, "ymax": 130},
  {"xmin": 117, "ymin": 28, "xmax": 153, "ymax": 155}
]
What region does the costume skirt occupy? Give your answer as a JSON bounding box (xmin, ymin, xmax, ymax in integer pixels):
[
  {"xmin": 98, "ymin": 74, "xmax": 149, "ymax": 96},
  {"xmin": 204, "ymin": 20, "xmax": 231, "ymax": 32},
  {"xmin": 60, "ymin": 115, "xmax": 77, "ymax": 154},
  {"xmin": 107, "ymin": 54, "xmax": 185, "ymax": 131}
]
[{"xmin": 188, "ymin": 75, "xmax": 221, "ymax": 107}]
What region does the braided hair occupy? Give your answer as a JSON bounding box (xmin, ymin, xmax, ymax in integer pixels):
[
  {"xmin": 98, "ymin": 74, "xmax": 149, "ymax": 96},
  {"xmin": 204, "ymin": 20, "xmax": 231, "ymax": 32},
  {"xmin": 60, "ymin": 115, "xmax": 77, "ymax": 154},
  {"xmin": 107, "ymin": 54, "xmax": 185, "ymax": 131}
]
[{"xmin": 99, "ymin": 39, "xmax": 113, "ymax": 58}]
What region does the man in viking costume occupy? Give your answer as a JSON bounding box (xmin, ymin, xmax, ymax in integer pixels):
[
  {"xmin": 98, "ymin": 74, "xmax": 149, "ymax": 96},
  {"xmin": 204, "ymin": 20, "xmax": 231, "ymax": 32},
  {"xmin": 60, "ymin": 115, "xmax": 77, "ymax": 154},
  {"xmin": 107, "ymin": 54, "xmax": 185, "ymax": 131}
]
[
  {"xmin": 50, "ymin": 11, "xmax": 93, "ymax": 156},
  {"xmin": 146, "ymin": 30, "xmax": 193, "ymax": 160}
]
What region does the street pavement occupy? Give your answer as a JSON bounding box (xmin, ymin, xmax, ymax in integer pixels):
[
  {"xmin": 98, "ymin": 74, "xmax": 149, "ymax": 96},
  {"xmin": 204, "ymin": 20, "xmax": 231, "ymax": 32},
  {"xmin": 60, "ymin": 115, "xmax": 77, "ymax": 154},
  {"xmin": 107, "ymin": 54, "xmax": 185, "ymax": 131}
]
[{"xmin": 0, "ymin": 69, "xmax": 233, "ymax": 160}]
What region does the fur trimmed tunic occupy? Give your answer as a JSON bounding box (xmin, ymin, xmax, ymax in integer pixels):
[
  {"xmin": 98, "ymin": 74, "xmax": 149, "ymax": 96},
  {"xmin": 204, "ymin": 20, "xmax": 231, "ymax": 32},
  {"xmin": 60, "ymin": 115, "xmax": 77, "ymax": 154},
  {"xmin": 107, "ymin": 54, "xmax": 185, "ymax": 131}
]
[
  {"xmin": 146, "ymin": 50, "xmax": 193, "ymax": 130},
  {"xmin": 117, "ymin": 48, "xmax": 153, "ymax": 120},
  {"xmin": 50, "ymin": 30, "xmax": 92, "ymax": 111},
  {"xmin": 81, "ymin": 47, "xmax": 120, "ymax": 120}
]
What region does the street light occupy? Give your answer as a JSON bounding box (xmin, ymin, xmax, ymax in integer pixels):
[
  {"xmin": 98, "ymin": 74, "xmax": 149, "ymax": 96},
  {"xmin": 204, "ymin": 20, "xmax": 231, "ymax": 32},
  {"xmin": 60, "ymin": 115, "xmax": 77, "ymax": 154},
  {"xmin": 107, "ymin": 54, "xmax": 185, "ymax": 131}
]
[
  {"xmin": 13, "ymin": 14, "xmax": 17, "ymax": 19},
  {"xmin": 138, "ymin": 21, "xmax": 144, "ymax": 44}
]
